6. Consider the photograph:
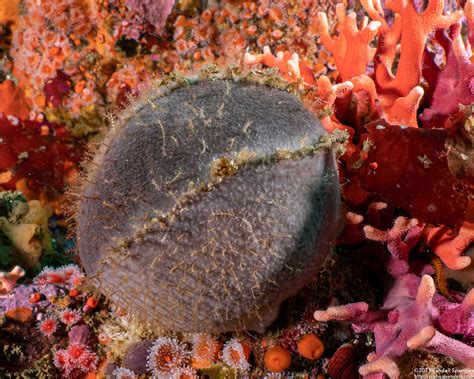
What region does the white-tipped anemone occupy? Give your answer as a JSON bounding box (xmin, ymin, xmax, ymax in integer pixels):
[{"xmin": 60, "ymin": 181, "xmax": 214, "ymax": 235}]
[{"xmin": 147, "ymin": 337, "xmax": 190, "ymax": 378}]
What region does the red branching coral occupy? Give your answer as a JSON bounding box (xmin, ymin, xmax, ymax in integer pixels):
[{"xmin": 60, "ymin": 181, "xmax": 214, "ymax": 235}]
[
  {"xmin": 318, "ymin": 0, "xmax": 463, "ymax": 126},
  {"xmin": 379, "ymin": 86, "xmax": 424, "ymax": 128},
  {"xmin": 360, "ymin": 0, "xmax": 402, "ymax": 71},
  {"xmin": 244, "ymin": 48, "xmax": 354, "ymax": 139},
  {"xmin": 245, "ymin": 1, "xmax": 474, "ymax": 282},
  {"xmin": 244, "ymin": 46, "xmax": 316, "ymax": 85},
  {"xmin": 370, "ymin": 0, "xmax": 462, "ymax": 101},
  {"xmin": 318, "ymin": 3, "xmax": 381, "ymax": 81}
]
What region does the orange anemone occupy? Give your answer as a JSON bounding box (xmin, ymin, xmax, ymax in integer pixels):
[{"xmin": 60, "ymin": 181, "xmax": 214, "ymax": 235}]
[
  {"xmin": 264, "ymin": 345, "xmax": 291, "ymax": 372},
  {"xmin": 297, "ymin": 333, "xmax": 324, "ymax": 360}
]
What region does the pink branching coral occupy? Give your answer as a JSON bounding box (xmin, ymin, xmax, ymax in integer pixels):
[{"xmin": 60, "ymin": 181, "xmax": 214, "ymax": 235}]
[
  {"xmin": 436, "ymin": 289, "xmax": 474, "ymax": 336},
  {"xmin": 423, "ymin": 223, "xmax": 473, "ymax": 270},
  {"xmin": 364, "ymin": 216, "xmax": 424, "ymax": 276},
  {"xmin": 408, "ymin": 326, "xmax": 474, "ymax": 368},
  {"xmin": 314, "ymin": 215, "xmax": 474, "ymax": 378},
  {"xmin": 466, "ymin": 0, "xmax": 474, "ymax": 46},
  {"xmin": 315, "ymin": 277, "xmax": 474, "ymax": 376},
  {"xmin": 336, "ymin": 211, "xmax": 365, "ymax": 244},
  {"xmin": 0, "ymin": 266, "xmax": 25, "ymax": 296}
]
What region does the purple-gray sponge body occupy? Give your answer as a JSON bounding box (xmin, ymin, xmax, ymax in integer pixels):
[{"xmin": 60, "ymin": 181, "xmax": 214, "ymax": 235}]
[{"xmin": 78, "ymin": 80, "xmax": 340, "ymax": 332}]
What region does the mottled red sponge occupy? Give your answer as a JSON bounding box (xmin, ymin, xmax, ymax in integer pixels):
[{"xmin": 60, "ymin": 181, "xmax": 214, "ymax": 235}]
[{"xmin": 77, "ymin": 80, "xmax": 340, "ymax": 332}]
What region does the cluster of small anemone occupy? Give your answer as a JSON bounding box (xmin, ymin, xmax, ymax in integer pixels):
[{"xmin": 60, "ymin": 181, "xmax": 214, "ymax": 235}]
[
  {"xmin": 2, "ymin": 0, "xmax": 338, "ymax": 126},
  {"xmin": 34, "ymin": 264, "xmax": 84, "ymax": 286},
  {"xmin": 0, "ymin": 264, "xmax": 105, "ymax": 376},
  {"xmin": 53, "ymin": 342, "xmax": 99, "ymax": 377},
  {"xmin": 108, "ymin": 331, "xmax": 328, "ymax": 377},
  {"xmin": 36, "ymin": 307, "xmax": 82, "ymax": 337},
  {"xmin": 125, "ymin": 336, "xmax": 251, "ymax": 378}
]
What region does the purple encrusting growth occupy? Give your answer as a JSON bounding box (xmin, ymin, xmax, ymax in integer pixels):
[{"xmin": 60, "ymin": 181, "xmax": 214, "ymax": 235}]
[
  {"xmin": 0, "ymin": 284, "xmax": 60, "ymax": 316},
  {"xmin": 123, "ymin": 0, "xmax": 174, "ymax": 36},
  {"xmin": 123, "ymin": 340, "xmax": 153, "ymax": 375},
  {"xmin": 68, "ymin": 324, "xmax": 91, "ymax": 345},
  {"xmin": 44, "ymin": 71, "xmax": 71, "ymax": 108},
  {"xmin": 1, "ymin": 265, "xmax": 83, "ymax": 317},
  {"xmin": 77, "ymin": 80, "xmax": 341, "ymax": 333}
]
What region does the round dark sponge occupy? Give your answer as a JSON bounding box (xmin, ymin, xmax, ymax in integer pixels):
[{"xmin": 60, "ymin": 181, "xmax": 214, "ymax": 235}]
[
  {"xmin": 77, "ymin": 80, "xmax": 340, "ymax": 332},
  {"xmin": 123, "ymin": 340, "xmax": 153, "ymax": 375}
]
